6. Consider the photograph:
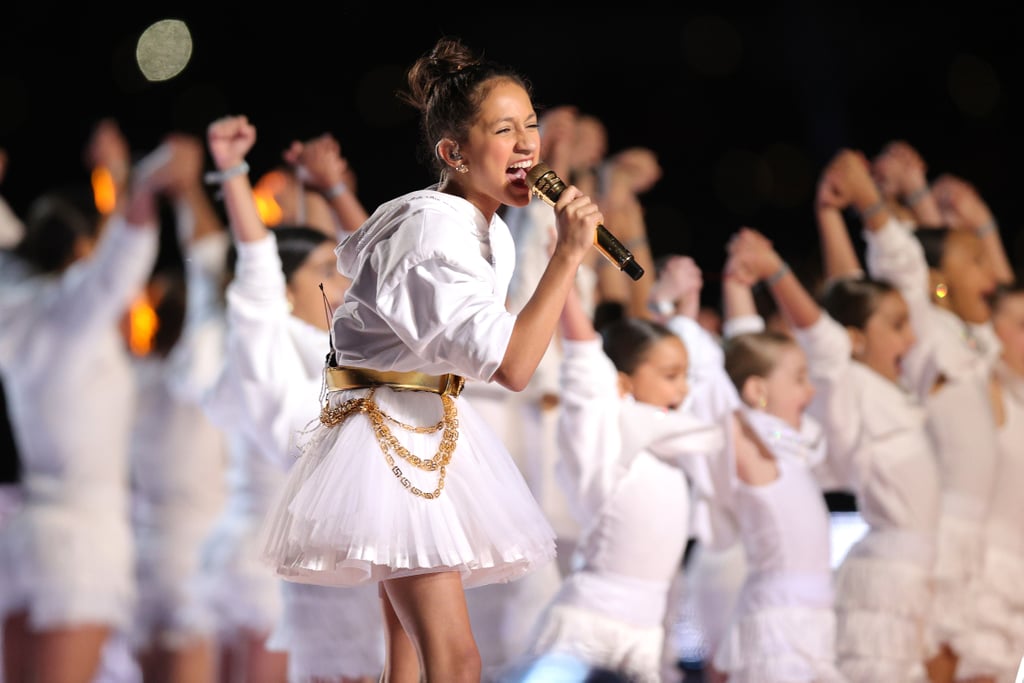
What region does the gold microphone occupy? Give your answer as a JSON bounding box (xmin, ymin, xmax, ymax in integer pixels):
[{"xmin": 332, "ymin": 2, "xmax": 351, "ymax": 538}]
[{"xmin": 525, "ymin": 162, "xmax": 644, "ymax": 281}]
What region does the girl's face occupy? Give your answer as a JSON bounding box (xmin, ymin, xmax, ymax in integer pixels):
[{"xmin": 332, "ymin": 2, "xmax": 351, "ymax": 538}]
[
  {"xmin": 286, "ymin": 242, "xmax": 351, "ymax": 331},
  {"xmin": 857, "ymin": 290, "xmax": 916, "ymax": 383},
  {"xmin": 993, "ymin": 292, "xmax": 1024, "ymax": 372},
  {"xmin": 622, "ymin": 335, "xmax": 690, "ymax": 411},
  {"xmin": 459, "ymin": 79, "xmax": 540, "ymax": 216},
  {"xmin": 762, "ymin": 344, "xmax": 816, "ymax": 430},
  {"xmin": 941, "ymin": 230, "xmax": 997, "ymax": 324}
]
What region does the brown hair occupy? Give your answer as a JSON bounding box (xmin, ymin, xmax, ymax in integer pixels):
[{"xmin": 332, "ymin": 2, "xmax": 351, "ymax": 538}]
[{"xmin": 399, "ymin": 36, "xmax": 532, "ymax": 176}]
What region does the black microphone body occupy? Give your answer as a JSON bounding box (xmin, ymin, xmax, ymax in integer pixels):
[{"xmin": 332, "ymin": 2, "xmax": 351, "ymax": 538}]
[{"xmin": 525, "ymin": 162, "xmax": 644, "ymax": 281}]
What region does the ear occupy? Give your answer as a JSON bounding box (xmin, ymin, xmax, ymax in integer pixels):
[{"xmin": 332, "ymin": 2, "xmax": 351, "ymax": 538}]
[
  {"xmin": 617, "ymin": 371, "xmax": 633, "ymax": 399},
  {"xmin": 435, "ymin": 138, "xmax": 461, "ymax": 167},
  {"xmin": 847, "ymin": 325, "xmax": 867, "ymax": 359},
  {"xmin": 740, "ymin": 376, "xmax": 766, "ymax": 409}
]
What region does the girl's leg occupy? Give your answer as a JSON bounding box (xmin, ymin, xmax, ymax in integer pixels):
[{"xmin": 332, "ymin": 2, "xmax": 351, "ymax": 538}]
[
  {"xmin": 34, "ymin": 623, "xmax": 110, "ymax": 683},
  {"xmin": 926, "ymin": 643, "xmax": 958, "ymax": 683},
  {"xmin": 3, "ymin": 611, "xmax": 31, "ymax": 683},
  {"xmin": 379, "ymin": 582, "xmax": 420, "ymax": 683},
  {"xmin": 241, "ymin": 628, "xmax": 288, "ymax": 683},
  {"xmin": 382, "ymin": 571, "xmax": 481, "ymax": 683},
  {"xmin": 168, "ymin": 636, "xmax": 217, "ymax": 683}
]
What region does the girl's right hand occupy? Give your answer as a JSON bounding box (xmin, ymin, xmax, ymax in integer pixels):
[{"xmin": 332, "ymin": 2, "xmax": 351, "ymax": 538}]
[
  {"xmin": 727, "ymin": 227, "xmax": 783, "ymax": 282},
  {"xmin": 554, "ymin": 184, "xmax": 603, "ymax": 263},
  {"xmin": 206, "ymin": 115, "xmax": 257, "ymax": 171}
]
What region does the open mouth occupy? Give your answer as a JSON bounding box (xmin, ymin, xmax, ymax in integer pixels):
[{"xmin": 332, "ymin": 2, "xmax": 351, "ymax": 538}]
[{"xmin": 507, "ymin": 161, "xmax": 531, "ymax": 186}]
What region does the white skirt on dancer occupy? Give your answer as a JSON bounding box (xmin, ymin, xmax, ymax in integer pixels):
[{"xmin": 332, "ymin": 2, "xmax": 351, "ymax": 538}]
[
  {"xmin": 833, "ymin": 529, "xmax": 936, "ymax": 683},
  {"xmin": 261, "ymin": 386, "xmax": 557, "ymax": 588}
]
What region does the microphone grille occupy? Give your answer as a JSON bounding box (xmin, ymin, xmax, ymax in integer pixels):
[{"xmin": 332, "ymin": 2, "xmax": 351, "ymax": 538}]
[
  {"xmin": 525, "ymin": 161, "xmax": 565, "ymax": 206},
  {"xmin": 525, "ymin": 162, "xmax": 551, "ymax": 189}
]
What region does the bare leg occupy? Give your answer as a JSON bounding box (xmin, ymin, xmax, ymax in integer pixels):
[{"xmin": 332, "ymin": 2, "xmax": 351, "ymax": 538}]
[
  {"xmin": 168, "ymin": 636, "xmax": 217, "ymax": 683},
  {"xmin": 242, "ymin": 628, "xmax": 288, "ymax": 683},
  {"xmin": 382, "ymin": 571, "xmax": 481, "ymax": 683},
  {"xmin": 3, "ymin": 611, "xmax": 30, "ymax": 683},
  {"xmin": 34, "ymin": 623, "xmax": 110, "ymax": 683},
  {"xmin": 379, "ymin": 582, "xmax": 421, "ymax": 683},
  {"xmin": 926, "ymin": 643, "xmax": 958, "ymax": 683}
]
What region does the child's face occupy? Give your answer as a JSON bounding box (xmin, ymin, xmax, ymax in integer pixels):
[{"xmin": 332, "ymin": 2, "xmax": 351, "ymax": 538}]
[
  {"xmin": 762, "ymin": 344, "xmax": 815, "ymax": 430},
  {"xmin": 460, "ymin": 79, "xmax": 540, "ymax": 213},
  {"xmin": 993, "ymin": 292, "xmax": 1024, "ymax": 368},
  {"xmin": 941, "ymin": 231, "xmax": 997, "ymax": 324},
  {"xmin": 627, "ymin": 335, "xmax": 690, "ymax": 411},
  {"xmin": 860, "ymin": 290, "xmax": 916, "ymax": 383}
]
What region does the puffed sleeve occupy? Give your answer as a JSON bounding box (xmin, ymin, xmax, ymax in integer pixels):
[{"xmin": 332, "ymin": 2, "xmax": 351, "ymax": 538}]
[{"xmin": 372, "ymin": 217, "xmax": 516, "ymax": 382}]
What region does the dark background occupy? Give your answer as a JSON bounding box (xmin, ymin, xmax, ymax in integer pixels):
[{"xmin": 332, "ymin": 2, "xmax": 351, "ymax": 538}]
[{"xmin": 2, "ymin": 7, "xmax": 1022, "ymax": 299}]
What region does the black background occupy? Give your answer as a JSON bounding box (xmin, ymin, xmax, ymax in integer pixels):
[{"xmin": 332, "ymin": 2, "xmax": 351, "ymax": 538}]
[{"xmin": 2, "ymin": 7, "xmax": 1023, "ymax": 303}]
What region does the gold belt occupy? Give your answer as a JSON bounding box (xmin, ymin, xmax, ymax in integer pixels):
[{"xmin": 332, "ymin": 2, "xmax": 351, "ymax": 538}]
[{"xmin": 325, "ymin": 366, "xmax": 465, "ymax": 397}]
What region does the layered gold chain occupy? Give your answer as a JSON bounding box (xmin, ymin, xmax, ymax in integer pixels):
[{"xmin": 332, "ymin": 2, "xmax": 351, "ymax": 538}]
[{"xmin": 320, "ymin": 388, "xmax": 458, "ymax": 499}]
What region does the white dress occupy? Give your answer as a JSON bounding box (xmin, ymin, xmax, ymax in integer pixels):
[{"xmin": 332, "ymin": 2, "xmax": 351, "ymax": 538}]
[
  {"xmin": 953, "ymin": 359, "xmax": 1024, "ymax": 681},
  {"xmin": 261, "ymin": 189, "xmax": 557, "ymax": 589},
  {"xmin": 864, "ymin": 218, "xmax": 1000, "ymax": 655},
  {"xmin": 199, "ymin": 233, "xmax": 385, "ymax": 679},
  {"xmin": 519, "ymin": 336, "xmax": 724, "ymax": 683},
  {"xmin": 795, "ymin": 313, "xmax": 940, "ymax": 683},
  {"xmin": 129, "ymin": 231, "xmax": 229, "ymax": 650},
  {"xmin": 712, "ymin": 408, "xmax": 845, "ymax": 683},
  {"xmin": 0, "ymin": 216, "xmax": 158, "ymax": 629}
]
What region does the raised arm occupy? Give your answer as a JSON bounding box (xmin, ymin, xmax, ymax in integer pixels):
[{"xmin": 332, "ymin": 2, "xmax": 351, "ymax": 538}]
[
  {"xmin": 871, "ymin": 140, "xmax": 944, "ymax": 226},
  {"xmin": 816, "ymin": 158, "xmax": 865, "ymax": 282},
  {"xmin": 284, "ymin": 132, "xmax": 370, "ymax": 236},
  {"xmin": 727, "ymin": 227, "xmax": 821, "ymax": 331},
  {"xmin": 205, "ymin": 115, "xmax": 265, "ymax": 244},
  {"xmin": 932, "ymin": 172, "xmax": 1014, "ymax": 284}
]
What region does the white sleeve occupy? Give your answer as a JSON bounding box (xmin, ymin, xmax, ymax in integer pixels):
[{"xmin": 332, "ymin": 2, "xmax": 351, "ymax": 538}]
[
  {"xmin": 555, "ymin": 338, "xmax": 625, "ymax": 524},
  {"xmin": 207, "ymin": 234, "xmax": 321, "ymax": 469},
  {"xmin": 793, "ymin": 314, "xmax": 862, "ymax": 488},
  {"xmin": 377, "ymin": 256, "xmax": 515, "ymax": 383},
  {"xmin": 722, "ymin": 314, "xmax": 765, "ymax": 339}
]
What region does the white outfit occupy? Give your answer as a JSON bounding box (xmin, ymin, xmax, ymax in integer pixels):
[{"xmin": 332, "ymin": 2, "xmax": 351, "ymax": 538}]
[
  {"xmin": 519, "ymin": 335, "xmax": 724, "ymax": 683},
  {"xmin": 795, "ymin": 313, "xmax": 940, "ymax": 683},
  {"xmin": 261, "ymin": 189, "xmax": 556, "ymax": 589},
  {"xmin": 864, "ymin": 219, "xmax": 1000, "ymax": 658},
  {"xmin": 954, "ymin": 359, "xmax": 1024, "ymax": 681},
  {"xmin": 0, "ymin": 217, "xmax": 158, "ymax": 629},
  {"xmin": 674, "ymin": 315, "xmax": 843, "ymax": 681},
  {"xmin": 129, "ymin": 231, "xmax": 229, "ymax": 649},
  {"xmin": 200, "ymin": 233, "xmax": 385, "ymax": 679},
  {"xmin": 711, "ymin": 408, "xmax": 844, "ymax": 683}
]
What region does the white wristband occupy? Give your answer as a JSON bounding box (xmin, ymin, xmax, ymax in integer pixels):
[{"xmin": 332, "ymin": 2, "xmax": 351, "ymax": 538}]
[
  {"xmin": 203, "ymin": 161, "xmax": 249, "ymax": 185},
  {"xmin": 323, "ymin": 181, "xmax": 348, "ymax": 199}
]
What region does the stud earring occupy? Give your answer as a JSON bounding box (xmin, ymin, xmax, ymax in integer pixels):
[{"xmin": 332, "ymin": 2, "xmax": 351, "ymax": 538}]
[
  {"xmin": 934, "ymin": 282, "xmax": 948, "ymax": 300},
  {"xmin": 758, "ymin": 396, "xmax": 767, "ymax": 409},
  {"xmin": 455, "ymin": 162, "xmax": 469, "ymax": 174}
]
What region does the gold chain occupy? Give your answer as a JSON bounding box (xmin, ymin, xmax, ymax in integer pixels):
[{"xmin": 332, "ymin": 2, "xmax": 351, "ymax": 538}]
[{"xmin": 319, "ymin": 388, "xmax": 459, "ymax": 499}]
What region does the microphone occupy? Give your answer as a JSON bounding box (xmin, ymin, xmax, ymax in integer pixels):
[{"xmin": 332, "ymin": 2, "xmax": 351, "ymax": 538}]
[{"xmin": 525, "ymin": 162, "xmax": 644, "ymax": 281}]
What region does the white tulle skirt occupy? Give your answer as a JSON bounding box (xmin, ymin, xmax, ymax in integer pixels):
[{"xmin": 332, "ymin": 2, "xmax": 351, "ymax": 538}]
[
  {"xmin": 260, "ymin": 386, "xmax": 557, "ymax": 589},
  {"xmin": 833, "ymin": 529, "xmax": 936, "ymax": 683},
  {"xmin": 713, "ymin": 571, "xmax": 845, "ymax": 683}
]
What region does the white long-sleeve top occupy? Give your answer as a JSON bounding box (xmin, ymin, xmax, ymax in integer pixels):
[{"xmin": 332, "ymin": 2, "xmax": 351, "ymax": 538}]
[
  {"xmin": 0, "ymin": 216, "xmax": 158, "ymax": 499},
  {"xmin": 332, "ymin": 189, "xmax": 516, "ymax": 380},
  {"xmin": 556, "ymin": 337, "xmax": 724, "ymax": 584},
  {"xmin": 794, "ymin": 313, "xmax": 939, "ymax": 536},
  {"xmin": 202, "ymin": 233, "xmax": 328, "ymax": 472}
]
